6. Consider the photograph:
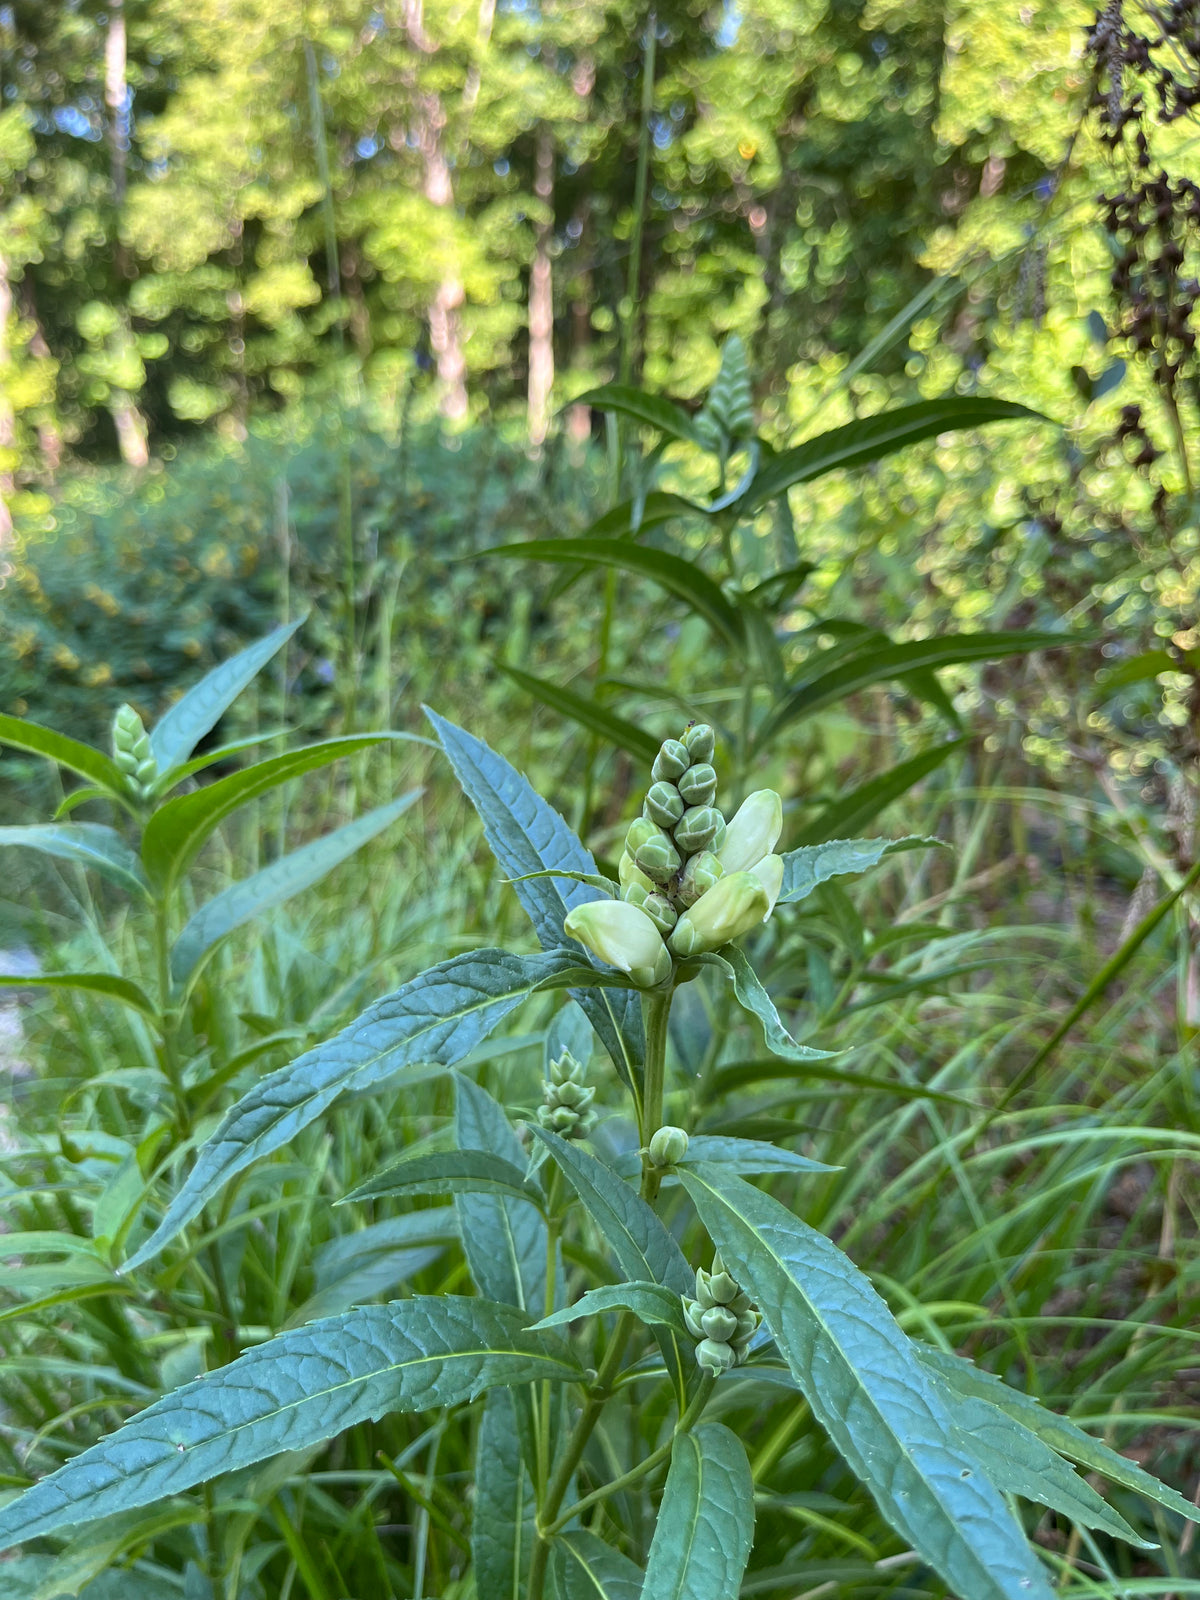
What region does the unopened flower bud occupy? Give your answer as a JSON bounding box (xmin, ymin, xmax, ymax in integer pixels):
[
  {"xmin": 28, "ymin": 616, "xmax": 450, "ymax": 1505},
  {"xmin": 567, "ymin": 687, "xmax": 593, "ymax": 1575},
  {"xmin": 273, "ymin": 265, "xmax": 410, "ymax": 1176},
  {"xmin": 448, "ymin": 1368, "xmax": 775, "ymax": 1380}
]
[
  {"xmin": 700, "ymin": 1268, "xmax": 740, "ymax": 1307},
  {"xmin": 112, "ymin": 704, "xmax": 155, "ymax": 785},
  {"xmin": 678, "ymin": 763, "xmax": 717, "ymax": 807},
  {"xmin": 550, "ymin": 1050, "xmax": 585, "ymax": 1086},
  {"xmin": 625, "ymin": 816, "xmax": 658, "ymax": 858},
  {"xmin": 696, "ymin": 1338, "xmax": 737, "ymax": 1375},
  {"xmin": 674, "ymin": 805, "xmax": 723, "ymax": 855},
  {"xmin": 652, "ymin": 739, "xmax": 690, "ymax": 783},
  {"xmin": 677, "ymin": 851, "xmax": 723, "ymax": 908},
  {"xmin": 669, "ymin": 870, "xmax": 770, "ymax": 957},
  {"xmin": 563, "ymin": 899, "xmax": 671, "ymax": 988},
  {"xmin": 718, "ymin": 790, "xmax": 783, "ymax": 875},
  {"xmin": 619, "ymin": 852, "xmax": 655, "ymax": 897},
  {"xmin": 640, "ymin": 893, "xmax": 678, "ymax": 935},
  {"xmin": 684, "ymin": 724, "xmax": 715, "ymax": 764},
  {"xmin": 648, "ymin": 1124, "xmax": 689, "ymax": 1168},
  {"xmin": 683, "ymin": 1298, "xmax": 705, "ymax": 1339},
  {"xmin": 644, "ymin": 781, "xmax": 685, "ymax": 828},
  {"xmin": 634, "ymin": 830, "xmax": 681, "ymax": 886},
  {"xmin": 700, "ymin": 1305, "xmax": 739, "ymax": 1342},
  {"xmin": 733, "ymin": 1308, "xmax": 760, "ymax": 1342}
]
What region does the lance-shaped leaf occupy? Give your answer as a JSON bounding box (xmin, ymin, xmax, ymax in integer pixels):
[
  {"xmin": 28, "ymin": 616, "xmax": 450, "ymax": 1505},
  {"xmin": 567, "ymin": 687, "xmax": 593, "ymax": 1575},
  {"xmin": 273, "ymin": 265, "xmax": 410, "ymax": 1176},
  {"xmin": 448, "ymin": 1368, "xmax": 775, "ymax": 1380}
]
[
  {"xmin": 150, "ymin": 619, "xmax": 304, "ymax": 774},
  {"xmin": 640, "ymin": 1424, "xmax": 755, "ymax": 1600},
  {"xmin": 741, "ymin": 397, "xmax": 1045, "ymax": 512},
  {"xmin": 474, "ymin": 1387, "xmax": 537, "ymax": 1600},
  {"xmin": 426, "ymin": 710, "xmax": 643, "ymax": 1081},
  {"xmin": 582, "ymin": 492, "xmax": 701, "ymax": 540},
  {"xmin": 346, "ymin": 1148, "xmax": 545, "ymax": 1209},
  {"xmin": 790, "ymin": 746, "xmax": 965, "ymax": 848},
  {"xmin": 530, "ymin": 1281, "xmax": 687, "ymax": 1337},
  {"xmin": 482, "ymin": 540, "xmax": 745, "ymax": 651},
  {"xmin": 141, "ymin": 735, "xmax": 399, "ymax": 888},
  {"xmin": 0, "ymin": 713, "xmax": 125, "ymax": 793},
  {"xmin": 550, "ymin": 1531, "xmax": 644, "ymax": 1600},
  {"xmin": 169, "ymin": 790, "xmax": 421, "ymax": 986},
  {"xmin": 570, "ymin": 384, "xmax": 706, "ymax": 449},
  {"xmin": 702, "ymin": 946, "xmax": 835, "ymax": 1062},
  {"xmin": 0, "ymin": 971, "xmax": 156, "ymax": 1017},
  {"xmin": 679, "ymin": 1166, "xmax": 1056, "ymax": 1600},
  {"xmin": 758, "ymin": 633, "xmax": 1075, "ymax": 748},
  {"xmin": 149, "ymin": 730, "xmax": 291, "ymax": 796},
  {"xmin": 680, "ymin": 1136, "xmax": 836, "ymax": 1176},
  {"xmin": 0, "ymin": 824, "xmax": 150, "ymax": 900},
  {"xmin": 456, "ymin": 1074, "xmax": 551, "ymax": 1314},
  {"xmin": 124, "ymin": 948, "xmax": 579, "ymax": 1270},
  {"xmin": 498, "ymin": 666, "xmax": 660, "ymax": 766},
  {"xmin": 777, "ymin": 835, "xmax": 944, "ymax": 903},
  {"xmin": 918, "ymin": 1346, "xmax": 1200, "ymax": 1527},
  {"xmin": 0, "ymin": 1297, "xmax": 583, "ymax": 1551}
]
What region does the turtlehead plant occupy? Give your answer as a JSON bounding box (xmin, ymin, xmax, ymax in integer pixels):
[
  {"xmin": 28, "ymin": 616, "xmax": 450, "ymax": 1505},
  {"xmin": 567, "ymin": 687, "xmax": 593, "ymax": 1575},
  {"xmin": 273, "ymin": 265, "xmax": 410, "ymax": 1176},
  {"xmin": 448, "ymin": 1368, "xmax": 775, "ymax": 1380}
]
[{"xmin": 0, "ymin": 676, "xmax": 1194, "ymax": 1600}]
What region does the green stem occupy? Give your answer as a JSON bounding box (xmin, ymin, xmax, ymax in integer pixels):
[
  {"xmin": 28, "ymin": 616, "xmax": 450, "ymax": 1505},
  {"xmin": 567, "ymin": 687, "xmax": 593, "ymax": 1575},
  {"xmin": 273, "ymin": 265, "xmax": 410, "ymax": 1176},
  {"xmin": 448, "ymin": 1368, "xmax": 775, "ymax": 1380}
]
[{"xmin": 639, "ymin": 986, "xmax": 672, "ymax": 1200}]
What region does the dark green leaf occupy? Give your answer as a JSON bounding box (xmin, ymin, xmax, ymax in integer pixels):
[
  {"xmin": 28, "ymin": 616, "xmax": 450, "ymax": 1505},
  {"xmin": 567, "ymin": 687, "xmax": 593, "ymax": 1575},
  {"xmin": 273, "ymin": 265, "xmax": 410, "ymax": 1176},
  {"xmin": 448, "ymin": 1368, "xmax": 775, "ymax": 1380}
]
[
  {"xmin": 743, "ymin": 398, "xmax": 1046, "ymax": 511},
  {"xmin": 0, "ymin": 714, "xmax": 125, "ymax": 793},
  {"xmin": 529, "ymin": 1281, "xmax": 687, "ymax": 1336},
  {"xmin": 0, "ymin": 971, "xmax": 156, "ymax": 1018},
  {"xmin": 124, "ymin": 948, "xmax": 579, "ymax": 1270},
  {"xmin": 141, "ymin": 735, "xmax": 395, "ymax": 888},
  {"xmin": 149, "ymin": 619, "xmax": 304, "ymax": 773},
  {"xmin": 641, "ymin": 1424, "xmax": 755, "ymax": 1600},
  {"xmin": 582, "ymin": 492, "xmax": 702, "ymax": 539},
  {"xmin": 474, "ymin": 1388, "xmax": 536, "ymax": 1600},
  {"xmin": 0, "ymin": 1298, "xmax": 583, "ymax": 1550},
  {"xmin": 791, "ymin": 746, "xmax": 967, "ymax": 846},
  {"xmin": 0, "ymin": 825, "xmax": 151, "ymax": 900},
  {"xmin": 345, "ymin": 1148, "xmax": 544, "ymax": 1208},
  {"xmin": 482, "ymin": 540, "xmax": 745, "ymax": 651},
  {"xmin": 570, "ymin": 384, "xmax": 705, "ymax": 448},
  {"xmin": 169, "ymin": 791, "xmax": 421, "ymax": 986},
  {"xmin": 499, "ymin": 666, "xmax": 660, "ymax": 765},
  {"xmin": 702, "ymin": 946, "xmax": 836, "ymax": 1062},
  {"xmin": 680, "ymin": 1136, "xmax": 836, "ymax": 1175},
  {"xmin": 680, "ymin": 1167, "xmax": 1055, "ymax": 1600},
  {"xmin": 149, "ymin": 730, "xmax": 291, "ymax": 794},
  {"xmin": 1096, "ymin": 649, "xmax": 1177, "ymax": 690},
  {"xmin": 777, "ymin": 835, "xmax": 944, "ymax": 903},
  {"xmin": 550, "ymin": 1530, "xmax": 644, "ymax": 1600},
  {"xmin": 708, "ymin": 1058, "xmax": 976, "ymax": 1108},
  {"xmin": 456, "ymin": 1075, "xmax": 552, "ymax": 1315}
]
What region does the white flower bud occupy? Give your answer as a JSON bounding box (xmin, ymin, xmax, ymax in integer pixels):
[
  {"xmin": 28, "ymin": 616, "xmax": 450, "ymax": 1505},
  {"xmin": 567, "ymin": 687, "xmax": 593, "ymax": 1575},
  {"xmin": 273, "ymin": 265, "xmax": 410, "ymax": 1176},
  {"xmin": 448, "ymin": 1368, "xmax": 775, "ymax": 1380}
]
[
  {"xmin": 718, "ymin": 790, "xmax": 783, "ymax": 875},
  {"xmin": 564, "ymin": 900, "xmax": 671, "ymax": 988},
  {"xmin": 648, "ymin": 1124, "xmax": 689, "ymax": 1167}
]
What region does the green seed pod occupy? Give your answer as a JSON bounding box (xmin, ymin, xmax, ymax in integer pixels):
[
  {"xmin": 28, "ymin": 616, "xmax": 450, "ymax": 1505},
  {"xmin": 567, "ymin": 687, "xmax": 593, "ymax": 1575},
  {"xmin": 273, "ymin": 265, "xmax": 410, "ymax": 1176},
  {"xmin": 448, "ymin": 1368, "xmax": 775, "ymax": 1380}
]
[
  {"xmin": 696, "ymin": 1338, "xmax": 737, "ymax": 1375},
  {"xmin": 625, "ymin": 816, "xmax": 659, "ymax": 858},
  {"xmin": 648, "ymin": 1124, "xmax": 689, "ymax": 1168},
  {"xmin": 674, "ymin": 805, "xmax": 723, "ymax": 855},
  {"xmin": 683, "ymin": 723, "xmax": 715, "ymax": 764},
  {"xmin": 678, "ymin": 763, "xmax": 717, "ymax": 807},
  {"xmin": 634, "ymin": 831, "xmax": 681, "ymax": 886},
  {"xmin": 699, "ymin": 1304, "xmax": 739, "ymax": 1342},
  {"xmin": 652, "ymin": 739, "xmax": 690, "ymax": 784},
  {"xmin": 683, "ymin": 1298, "xmax": 705, "ymax": 1339},
  {"xmin": 640, "ymin": 893, "xmax": 678, "ymax": 935},
  {"xmin": 677, "ymin": 851, "xmax": 723, "ymax": 908},
  {"xmin": 644, "ymin": 781, "xmax": 685, "ymax": 828}
]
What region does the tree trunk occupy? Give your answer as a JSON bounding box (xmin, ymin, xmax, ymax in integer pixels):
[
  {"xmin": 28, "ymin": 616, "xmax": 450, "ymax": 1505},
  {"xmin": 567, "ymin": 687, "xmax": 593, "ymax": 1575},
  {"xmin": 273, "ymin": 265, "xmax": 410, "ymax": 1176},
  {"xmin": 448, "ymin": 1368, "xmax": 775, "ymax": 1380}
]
[
  {"xmin": 18, "ymin": 281, "xmax": 63, "ymax": 475},
  {"xmin": 528, "ymin": 124, "xmax": 555, "ymax": 446},
  {"xmin": 105, "ymin": 0, "xmax": 150, "ymax": 467},
  {"xmin": 0, "ymin": 256, "xmax": 14, "ymax": 550}
]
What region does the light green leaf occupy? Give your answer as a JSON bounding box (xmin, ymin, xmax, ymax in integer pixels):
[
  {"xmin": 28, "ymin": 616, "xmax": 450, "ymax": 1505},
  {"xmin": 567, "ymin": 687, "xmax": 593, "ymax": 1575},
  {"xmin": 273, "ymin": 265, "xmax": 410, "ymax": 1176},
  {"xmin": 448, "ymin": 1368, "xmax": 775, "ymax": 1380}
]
[
  {"xmin": 0, "ymin": 714, "xmax": 124, "ymax": 793},
  {"xmin": 703, "ymin": 946, "xmax": 836, "ymax": 1062},
  {"xmin": 918, "ymin": 1346, "xmax": 1200, "ymax": 1527},
  {"xmin": 679, "ymin": 1166, "xmax": 1055, "ymax": 1600},
  {"xmin": 482, "ymin": 540, "xmax": 745, "ymax": 651},
  {"xmin": 140, "ymin": 735, "xmax": 395, "ymax": 888},
  {"xmin": 551, "ymin": 1530, "xmax": 644, "ymax": 1600},
  {"xmin": 0, "ymin": 972, "xmax": 156, "ymax": 1017},
  {"xmin": 0, "ymin": 825, "xmax": 151, "ymax": 900},
  {"xmin": 456, "ymin": 1074, "xmax": 551, "ymax": 1315},
  {"xmin": 149, "ymin": 619, "xmax": 303, "ymax": 773},
  {"xmin": 570, "ymin": 384, "xmax": 706, "ymax": 448},
  {"xmin": 499, "ymin": 666, "xmax": 660, "ymax": 766},
  {"xmin": 124, "ymin": 948, "xmax": 579, "ymax": 1271},
  {"xmin": 641, "ymin": 1424, "xmax": 754, "ymax": 1600},
  {"xmin": 680, "ymin": 1136, "xmax": 836, "ymax": 1176},
  {"xmin": 777, "ymin": 835, "xmax": 945, "ymax": 902},
  {"xmin": 474, "ymin": 1387, "xmax": 537, "ymax": 1600},
  {"xmin": 790, "ymin": 746, "xmax": 966, "ymax": 846},
  {"xmin": 0, "ymin": 1297, "xmax": 583, "ymax": 1551},
  {"xmin": 743, "ymin": 397, "xmax": 1046, "ymax": 511},
  {"xmin": 0, "ymin": 1557, "xmax": 164, "ymax": 1600},
  {"xmin": 345, "ymin": 1148, "xmax": 545, "ymax": 1208},
  {"xmin": 150, "ymin": 729, "xmax": 293, "ymax": 795},
  {"xmin": 426, "ymin": 711, "xmax": 643, "ymax": 1084},
  {"xmin": 169, "ymin": 790, "xmax": 421, "ymax": 986},
  {"xmin": 581, "ymin": 492, "xmax": 702, "ymax": 539},
  {"xmin": 530, "ymin": 1281, "xmax": 687, "ymax": 1336}
]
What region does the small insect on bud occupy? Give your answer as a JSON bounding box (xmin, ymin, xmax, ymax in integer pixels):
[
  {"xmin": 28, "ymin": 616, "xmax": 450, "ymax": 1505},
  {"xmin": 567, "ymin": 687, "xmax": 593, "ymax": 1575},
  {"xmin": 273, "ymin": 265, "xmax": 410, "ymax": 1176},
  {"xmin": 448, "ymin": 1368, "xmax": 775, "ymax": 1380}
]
[
  {"xmin": 648, "ymin": 1124, "xmax": 689, "ymax": 1168},
  {"xmin": 674, "ymin": 805, "xmax": 723, "ymax": 855},
  {"xmin": 683, "ymin": 723, "xmax": 716, "ymax": 764},
  {"xmin": 652, "ymin": 739, "xmax": 691, "ymax": 784},
  {"xmin": 644, "ymin": 781, "xmax": 685, "ymax": 829},
  {"xmin": 677, "ymin": 763, "xmax": 717, "ymax": 807},
  {"xmin": 696, "ymin": 1338, "xmax": 737, "ymax": 1375}
]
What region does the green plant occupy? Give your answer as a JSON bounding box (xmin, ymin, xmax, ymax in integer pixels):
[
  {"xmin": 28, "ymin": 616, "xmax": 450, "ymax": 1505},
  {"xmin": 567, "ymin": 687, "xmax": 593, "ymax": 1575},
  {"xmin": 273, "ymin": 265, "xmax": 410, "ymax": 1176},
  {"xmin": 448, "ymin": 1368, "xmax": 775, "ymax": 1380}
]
[{"xmin": 0, "ymin": 671, "xmax": 1195, "ymax": 1600}]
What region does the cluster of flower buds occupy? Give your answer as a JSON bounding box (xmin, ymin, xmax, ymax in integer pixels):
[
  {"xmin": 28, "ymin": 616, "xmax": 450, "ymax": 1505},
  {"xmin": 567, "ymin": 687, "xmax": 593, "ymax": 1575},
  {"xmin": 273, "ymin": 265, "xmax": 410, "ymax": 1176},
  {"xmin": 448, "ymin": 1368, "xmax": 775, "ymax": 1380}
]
[
  {"xmin": 111, "ymin": 704, "xmax": 158, "ymax": 800},
  {"xmin": 563, "ymin": 724, "xmax": 784, "ymax": 986},
  {"xmin": 683, "ymin": 1254, "xmax": 761, "ymax": 1374},
  {"xmin": 536, "ymin": 1049, "xmax": 596, "ymax": 1140}
]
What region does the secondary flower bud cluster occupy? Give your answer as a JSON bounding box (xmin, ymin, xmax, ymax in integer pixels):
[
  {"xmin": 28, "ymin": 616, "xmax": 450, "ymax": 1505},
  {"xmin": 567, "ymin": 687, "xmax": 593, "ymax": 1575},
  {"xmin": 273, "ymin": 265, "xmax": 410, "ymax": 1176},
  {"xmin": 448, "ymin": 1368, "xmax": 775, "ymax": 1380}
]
[
  {"xmin": 563, "ymin": 723, "xmax": 785, "ymax": 985},
  {"xmin": 683, "ymin": 1254, "xmax": 761, "ymax": 1375},
  {"xmin": 112, "ymin": 704, "xmax": 158, "ymax": 799},
  {"xmin": 536, "ymin": 1050, "xmax": 596, "ymax": 1140}
]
